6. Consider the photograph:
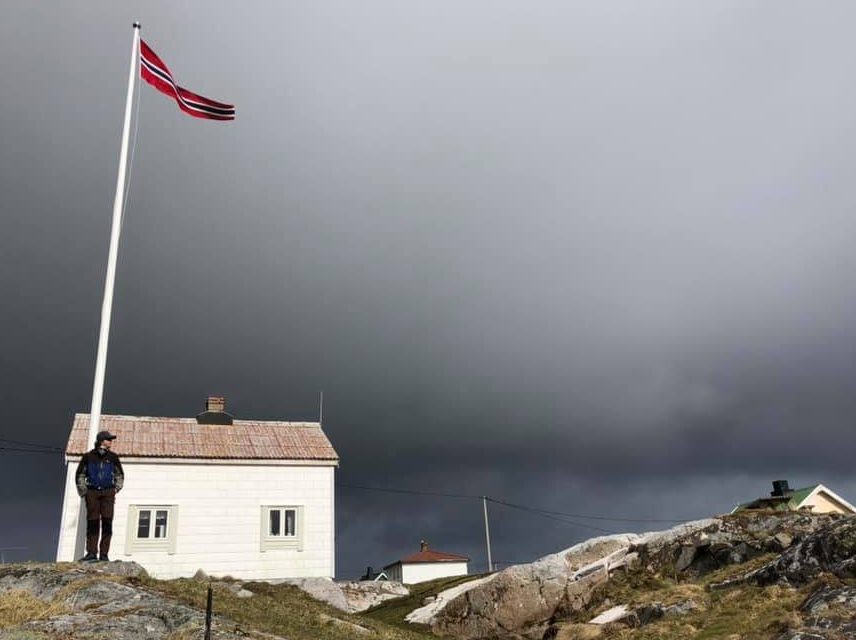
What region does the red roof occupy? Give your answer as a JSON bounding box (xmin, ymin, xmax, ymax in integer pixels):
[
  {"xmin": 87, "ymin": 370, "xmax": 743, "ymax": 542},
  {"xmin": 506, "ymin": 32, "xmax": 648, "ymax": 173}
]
[
  {"xmin": 65, "ymin": 414, "xmax": 339, "ymax": 461},
  {"xmin": 394, "ymin": 549, "xmax": 470, "ymax": 565}
]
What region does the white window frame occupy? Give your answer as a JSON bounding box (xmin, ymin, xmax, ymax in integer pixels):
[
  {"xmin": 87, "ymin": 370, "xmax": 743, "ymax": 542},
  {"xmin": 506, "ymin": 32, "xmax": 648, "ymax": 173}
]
[
  {"xmin": 260, "ymin": 505, "xmax": 304, "ymax": 552},
  {"xmin": 125, "ymin": 505, "xmax": 178, "ymax": 555}
]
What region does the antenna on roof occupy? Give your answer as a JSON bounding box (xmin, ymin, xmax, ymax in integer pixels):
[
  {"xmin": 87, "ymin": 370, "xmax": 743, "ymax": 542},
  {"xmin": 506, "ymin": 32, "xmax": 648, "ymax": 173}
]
[{"xmin": 319, "ymin": 391, "xmax": 324, "ymax": 426}]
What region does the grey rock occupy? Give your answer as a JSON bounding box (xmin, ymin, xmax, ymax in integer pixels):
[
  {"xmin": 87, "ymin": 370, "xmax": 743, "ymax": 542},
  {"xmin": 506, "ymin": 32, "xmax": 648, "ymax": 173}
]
[
  {"xmin": 663, "ymin": 599, "xmax": 699, "ymax": 616},
  {"xmin": 598, "ymin": 600, "xmax": 696, "ymax": 629},
  {"xmin": 751, "ymin": 518, "xmax": 856, "ymax": 586},
  {"xmin": 193, "ymin": 568, "xmax": 210, "ymax": 581},
  {"xmin": 675, "ymin": 546, "xmax": 696, "ymax": 572},
  {"xmin": 802, "ymin": 585, "xmax": 856, "ymax": 614},
  {"xmin": 338, "ymin": 579, "xmax": 409, "ymax": 613},
  {"xmin": 277, "ymin": 577, "xmax": 349, "ymax": 612},
  {"xmin": 775, "ymin": 532, "xmax": 794, "ymax": 550},
  {"xmin": 710, "ymin": 542, "xmax": 733, "ymax": 564},
  {"xmin": 630, "ymin": 603, "xmax": 665, "ymax": 627}
]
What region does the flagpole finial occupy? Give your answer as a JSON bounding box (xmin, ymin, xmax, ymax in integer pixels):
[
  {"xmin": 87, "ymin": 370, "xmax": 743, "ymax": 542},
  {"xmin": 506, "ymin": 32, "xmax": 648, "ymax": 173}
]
[{"xmin": 133, "ymin": 22, "xmax": 141, "ymax": 29}]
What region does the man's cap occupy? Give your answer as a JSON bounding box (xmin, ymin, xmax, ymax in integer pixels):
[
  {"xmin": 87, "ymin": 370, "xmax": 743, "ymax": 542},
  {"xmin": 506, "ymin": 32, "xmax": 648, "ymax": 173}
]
[{"xmin": 96, "ymin": 430, "xmax": 117, "ymax": 442}]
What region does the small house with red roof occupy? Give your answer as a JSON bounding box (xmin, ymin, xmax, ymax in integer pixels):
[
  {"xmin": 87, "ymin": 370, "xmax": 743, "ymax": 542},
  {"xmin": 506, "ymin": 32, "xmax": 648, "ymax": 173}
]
[
  {"xmin": 56, "ymin": 397, "xmax": 339, "ymax": 580},
  {"xmin": 383, "ymin": 541, "xmax": 469, "ymax": 584}
]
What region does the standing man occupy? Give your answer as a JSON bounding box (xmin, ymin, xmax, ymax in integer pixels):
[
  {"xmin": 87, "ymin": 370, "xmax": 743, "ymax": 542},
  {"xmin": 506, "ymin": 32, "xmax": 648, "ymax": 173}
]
[{"xmin": 76, "ymin": 430, "xmax": 125, "ymax": 561}]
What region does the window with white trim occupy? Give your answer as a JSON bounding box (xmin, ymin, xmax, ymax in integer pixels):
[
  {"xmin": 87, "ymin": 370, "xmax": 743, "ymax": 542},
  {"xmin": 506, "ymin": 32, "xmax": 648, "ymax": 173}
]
[
  {"xmin": 260, "ymin": 505, "xmax": 303, "ymax": 551},
  {"xmin": 126, "ymin": 505, "xmax": 178, "ymax": 554}
]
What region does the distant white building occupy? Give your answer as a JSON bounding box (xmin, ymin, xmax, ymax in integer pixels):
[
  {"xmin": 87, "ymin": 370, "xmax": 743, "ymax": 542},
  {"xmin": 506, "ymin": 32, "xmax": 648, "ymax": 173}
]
[
  {"xmin": 56, "ymin": 397, "xmax": 339, "ymax": 580},
  {"xmin": 384, "ymin": 541, "xmax": 469, "ymax": 584}
]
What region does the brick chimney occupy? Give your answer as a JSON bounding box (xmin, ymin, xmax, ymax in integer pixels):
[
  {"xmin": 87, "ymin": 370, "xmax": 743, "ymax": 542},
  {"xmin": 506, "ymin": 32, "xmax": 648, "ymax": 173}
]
[
  {"xmin": 420, "ymin": 540, "xmax": 429, "ymax": 552},
  {"xmin": 196, "ymin": 396, "xmax": 234, "ymax": 425}
]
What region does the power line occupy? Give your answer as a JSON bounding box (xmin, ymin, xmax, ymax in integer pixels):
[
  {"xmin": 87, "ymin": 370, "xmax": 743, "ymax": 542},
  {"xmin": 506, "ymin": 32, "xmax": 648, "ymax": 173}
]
[
  {"xmin": 339, "ymin": 483, "xmax": 696, "ymax": 526},
  {"xmin": 338, "ymin": 483, "xmax": 481, "ymax": 500},
  {"xmin": 487, "ymin": 500, "xmax": 618, "ymax": 534},
  {"xmin": 486, "ymin": 497, "xmax": 692, "ymax": 524},
  {"xmin": 0, "ymin": 446, "xmax": 63, "ymax": 455},
  {"xmin": 0, "ymin": 437, "xmax": 63, "ymax": 452}
]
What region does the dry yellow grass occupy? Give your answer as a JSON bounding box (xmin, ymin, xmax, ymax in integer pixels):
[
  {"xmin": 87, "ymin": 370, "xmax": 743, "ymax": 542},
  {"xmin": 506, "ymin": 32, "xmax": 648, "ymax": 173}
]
[{"xmin": 0, "ymin": 590, "xmax": 70, "ymax": 629}]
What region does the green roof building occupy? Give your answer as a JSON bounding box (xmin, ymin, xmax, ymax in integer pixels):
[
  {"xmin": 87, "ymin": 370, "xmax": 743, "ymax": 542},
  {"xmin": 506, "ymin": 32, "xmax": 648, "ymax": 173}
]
[{"xmin": 731, "ymin": 480, "xmax": 856, "ymax": 515}]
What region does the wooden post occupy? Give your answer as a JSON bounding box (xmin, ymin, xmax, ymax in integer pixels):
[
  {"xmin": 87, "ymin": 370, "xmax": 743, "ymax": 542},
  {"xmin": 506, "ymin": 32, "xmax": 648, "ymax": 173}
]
[{"xmin": 204, "ymin": 584, "xmax": 213, "ymax": 640}]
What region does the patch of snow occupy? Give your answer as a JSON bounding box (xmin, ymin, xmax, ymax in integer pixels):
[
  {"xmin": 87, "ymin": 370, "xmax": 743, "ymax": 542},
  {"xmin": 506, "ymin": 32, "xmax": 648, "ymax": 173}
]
[{"xmin": 589, "ymin": 605, "xmax": 629, "ymax": 625}]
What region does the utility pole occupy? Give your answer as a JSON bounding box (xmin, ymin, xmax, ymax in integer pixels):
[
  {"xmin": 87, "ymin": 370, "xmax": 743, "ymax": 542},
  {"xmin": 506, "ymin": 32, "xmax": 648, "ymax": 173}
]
[{"xmin": 482, "ymin": 496, "xmax": 493, "ymax": 573}]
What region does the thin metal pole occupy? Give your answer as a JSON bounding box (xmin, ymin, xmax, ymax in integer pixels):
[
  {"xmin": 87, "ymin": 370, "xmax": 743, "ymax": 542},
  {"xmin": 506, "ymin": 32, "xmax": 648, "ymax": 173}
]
[
  {"xmin": 319, "ymin": 391, "xmax": 324, "ymax": 425},
  {"xmin": 87, "ymin": 23, "xmax": 141, "ymax": 445},
  {"xmin": 482, "ymin": 496, "xmax": 493, "ymax": 573}
]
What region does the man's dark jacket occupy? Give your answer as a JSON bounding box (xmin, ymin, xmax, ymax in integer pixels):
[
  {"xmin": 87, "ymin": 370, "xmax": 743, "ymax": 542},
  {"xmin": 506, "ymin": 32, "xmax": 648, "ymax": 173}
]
[{"xmin": 75, "ymin": 450, "xmax": 125, "ymax": 496}]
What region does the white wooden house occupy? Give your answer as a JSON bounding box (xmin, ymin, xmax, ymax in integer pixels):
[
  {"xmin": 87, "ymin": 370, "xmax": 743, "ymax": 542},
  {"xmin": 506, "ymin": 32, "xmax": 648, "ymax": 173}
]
[
  {"xmin": 56, "ymin": 397, "xmax": 339, "ymax": 580},
  {"xmin": 384, "ymin": 541, "xmax": 469, "ymax": 584}
]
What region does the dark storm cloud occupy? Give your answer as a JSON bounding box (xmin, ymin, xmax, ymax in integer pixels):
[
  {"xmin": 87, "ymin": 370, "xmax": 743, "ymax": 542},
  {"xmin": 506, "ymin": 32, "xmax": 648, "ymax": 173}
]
[{"xmin": 4, "ymin": 1, "xmax": 856, "ymax": 572}]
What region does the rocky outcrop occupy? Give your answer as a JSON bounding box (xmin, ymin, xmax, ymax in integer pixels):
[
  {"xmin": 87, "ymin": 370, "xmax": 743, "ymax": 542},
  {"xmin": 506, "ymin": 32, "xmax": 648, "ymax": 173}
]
[
  {"xmin": 276, "ymin": 577, "xmax": 351, "ymax": 611},
  {"xmin": 585, "ymin": 599, "xmax": 699, "ymax": 628},
  {"xmin": 411, "ymin": 520, "xmax": 716, "ymax": 639},
  {"xmin": 752, "ymin": 518, "xmax": 856, "ymax": 586},
  {"xmin": 414, "ymin": 514, "xmax": 843, "ymax": 640},
  {"xmin": 0, "ymin": 562, "xmax": 272, "ymax": 640},
  {"xmin": 277, "ymin": 577, "xmax": 408, "ymax": 613},
  {"xmin": 339, "ymin": 580, "xmax": 409, "ymax": 613},
  {"xmin": 770, "ymin": 584, "xmax": 856, "ymax": 639}
]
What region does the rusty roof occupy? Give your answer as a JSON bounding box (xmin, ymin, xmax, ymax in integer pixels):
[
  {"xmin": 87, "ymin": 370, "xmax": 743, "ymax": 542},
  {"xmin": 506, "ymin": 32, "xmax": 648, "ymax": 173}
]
[
  {"xmin": 386, "ymin": 549, "xmax": 470, "ymax": 566},
  {"xmin": 66, "ymin": 414, "xmax": 339, "ymax": 461}
]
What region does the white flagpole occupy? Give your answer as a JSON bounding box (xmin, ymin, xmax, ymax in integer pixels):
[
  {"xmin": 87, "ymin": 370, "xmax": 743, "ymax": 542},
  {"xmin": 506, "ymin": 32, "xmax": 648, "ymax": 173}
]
[{"xmin": 87, "ymin": 23, "xmax": 141, "ymax": 446}]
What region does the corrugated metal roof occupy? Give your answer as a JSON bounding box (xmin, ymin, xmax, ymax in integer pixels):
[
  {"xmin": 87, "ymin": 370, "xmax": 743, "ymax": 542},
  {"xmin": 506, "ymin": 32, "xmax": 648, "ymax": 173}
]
[{"xmin": 66, "ymin": 414, "xmax": 338, "ymax": 461}]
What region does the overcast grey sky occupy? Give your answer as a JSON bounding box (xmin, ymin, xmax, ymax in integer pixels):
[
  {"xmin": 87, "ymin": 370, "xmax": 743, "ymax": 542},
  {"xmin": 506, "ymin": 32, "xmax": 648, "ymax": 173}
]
[{"xmin": 3, "ymin": 1, "xmax": 856, "ymax": 576}]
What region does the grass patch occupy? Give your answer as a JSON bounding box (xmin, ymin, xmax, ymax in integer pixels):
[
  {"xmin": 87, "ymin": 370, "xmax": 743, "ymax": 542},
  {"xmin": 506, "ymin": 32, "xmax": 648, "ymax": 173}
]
[
  {"xmin": 588, "ymin": 580, "xmax": 809, "ymax": 640},
  {"xmin": 0, "ymin": 590, "xmax": 70, "ymax": 630},
  {"xmin": 140, "ymin": 577, "xmax": 436, "ymax": 640},
  {"xmin": 563, "ymin": 553, "xmax": 814, "ymax": 640},
  {"xmin": 362, "ymin": 574, "xmax": 486, "ymax": 630}
]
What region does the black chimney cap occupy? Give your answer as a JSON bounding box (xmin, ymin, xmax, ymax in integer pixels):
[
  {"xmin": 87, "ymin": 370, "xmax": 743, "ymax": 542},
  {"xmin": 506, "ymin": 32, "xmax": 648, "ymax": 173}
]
[{"xmin": 771, "ymin": 480, "xmax": 792, "ymax": 497}]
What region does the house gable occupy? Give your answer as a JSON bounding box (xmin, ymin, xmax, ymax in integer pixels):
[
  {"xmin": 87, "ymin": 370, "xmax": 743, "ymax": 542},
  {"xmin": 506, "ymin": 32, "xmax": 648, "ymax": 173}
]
[{"xmin": 797, "ymin": 484, "xmax": 856, "ymax": 514}]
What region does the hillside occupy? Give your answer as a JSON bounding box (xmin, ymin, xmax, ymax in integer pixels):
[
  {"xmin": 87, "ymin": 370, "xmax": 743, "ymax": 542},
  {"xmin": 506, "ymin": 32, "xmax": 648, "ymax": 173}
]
[
  {"xmin": 369, "ymin": 512, "xmax": 856, "ymax": 640},
  {"xmin": 2, "ymin": 512, "xmax": 854, "ymax": 639},
  {"xmin": 0, "ymin": 561, "xmax": 434, "ymax": 640}
]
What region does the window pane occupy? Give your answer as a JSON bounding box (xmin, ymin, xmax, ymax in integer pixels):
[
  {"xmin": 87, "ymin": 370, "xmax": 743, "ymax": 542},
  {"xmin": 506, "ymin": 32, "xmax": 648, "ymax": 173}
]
[
  {"xmin": 154, "ymin": 510, "xmax": 168, "ymax": 538},
  {"xmin": 138, "ymin": 510, "xmax": 151, "ymax": 538},
  {"xmin": 285, "ymin": 509, "xmax": 296, "ymax": 536},
  {"xmin": 269, "ymin": 509, "xmax": 281, "ymax": 536}
]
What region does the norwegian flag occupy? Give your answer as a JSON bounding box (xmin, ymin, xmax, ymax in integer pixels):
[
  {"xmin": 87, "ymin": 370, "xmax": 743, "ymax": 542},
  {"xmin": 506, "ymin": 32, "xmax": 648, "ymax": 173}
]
[{"xmin": 140, "ymin": 40, "xmax": 235, "ymax": 121}]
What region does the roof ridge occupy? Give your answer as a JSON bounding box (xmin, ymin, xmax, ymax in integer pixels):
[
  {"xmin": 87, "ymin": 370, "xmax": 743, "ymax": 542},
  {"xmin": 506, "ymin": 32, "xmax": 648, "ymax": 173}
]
[{"xmin": 74, "ymin": 413, "xmax": 321, "ymax": 426}]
